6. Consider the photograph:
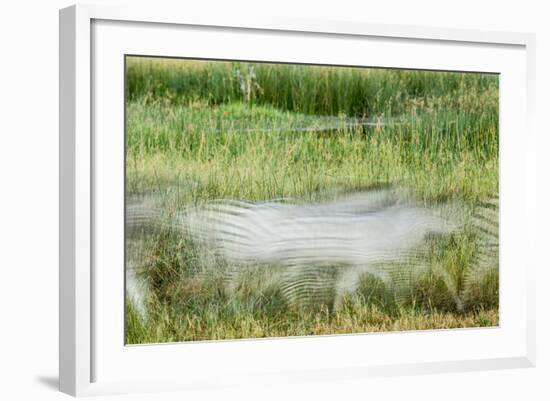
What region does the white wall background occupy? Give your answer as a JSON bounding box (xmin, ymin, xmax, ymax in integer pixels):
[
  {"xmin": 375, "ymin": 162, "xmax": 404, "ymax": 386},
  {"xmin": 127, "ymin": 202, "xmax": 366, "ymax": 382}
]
[{"xmin": 0, "ymin": 1, "xmax": 547, "ymax": 400}]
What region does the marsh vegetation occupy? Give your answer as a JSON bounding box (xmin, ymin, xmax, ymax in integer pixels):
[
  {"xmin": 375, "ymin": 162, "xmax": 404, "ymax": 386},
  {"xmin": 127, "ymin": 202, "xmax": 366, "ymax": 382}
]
[{"xmin": 125, "ymin": 57, "xmax": 499, "ymax": 344}]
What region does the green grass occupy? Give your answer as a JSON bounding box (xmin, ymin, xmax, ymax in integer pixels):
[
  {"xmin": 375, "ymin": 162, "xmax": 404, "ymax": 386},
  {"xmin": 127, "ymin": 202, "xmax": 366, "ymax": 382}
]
[
  {"xmin": 126, "ymin": 295, "xmax": 498, "ymax": 344},
  {"xmin": 126, "ymin": 58, "xmax": 498, "ymax": 117},
  {"xmin": 125, "ymin": 57, "xmax": 499, "ymax": 344}
]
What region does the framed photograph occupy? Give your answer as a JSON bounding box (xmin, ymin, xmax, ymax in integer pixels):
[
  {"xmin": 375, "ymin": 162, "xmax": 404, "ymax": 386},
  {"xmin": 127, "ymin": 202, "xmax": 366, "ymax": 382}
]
[{"xmin": 59, "ymin": 4, "xmax": 536, "ymax": 396}]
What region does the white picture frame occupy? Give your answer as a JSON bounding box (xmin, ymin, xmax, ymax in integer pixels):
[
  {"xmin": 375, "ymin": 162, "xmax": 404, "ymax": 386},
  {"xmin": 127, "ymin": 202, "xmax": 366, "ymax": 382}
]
[{"xmin": 59, "ymin": 3, "xmax": 536, "ymax": 397}]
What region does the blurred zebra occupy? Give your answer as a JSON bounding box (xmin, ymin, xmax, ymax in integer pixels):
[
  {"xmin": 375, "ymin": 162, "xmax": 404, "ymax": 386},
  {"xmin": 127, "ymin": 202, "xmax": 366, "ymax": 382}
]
[{"xmin": 181, "ymin": 189, "xmax": 466, "ymax": 308}]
